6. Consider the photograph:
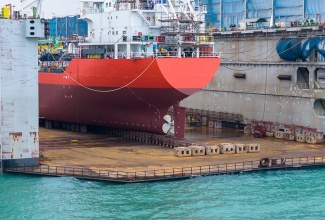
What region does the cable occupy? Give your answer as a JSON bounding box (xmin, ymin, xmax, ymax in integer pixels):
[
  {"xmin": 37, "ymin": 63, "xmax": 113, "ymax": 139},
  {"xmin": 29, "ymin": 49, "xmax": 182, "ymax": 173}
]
[
  {"xmin": 62, "ymin": 58, "xmax": 157, "ymax": 93},
  {"xmin": 218, "ymin": 31, "xmax": 314, "ymax": 71},
  {"xmin": 127, "ymin": 87, "xmax": 162, "ymax": 120},
  {"xmin": 44, "ymin": 54, "xmax": 163, "ymax": 120}
]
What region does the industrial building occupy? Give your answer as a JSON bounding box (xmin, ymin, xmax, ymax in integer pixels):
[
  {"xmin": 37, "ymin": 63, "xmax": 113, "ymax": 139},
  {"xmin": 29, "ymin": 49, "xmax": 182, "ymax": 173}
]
[{"xmin": 202, "ymin": 0, "xmax": 325, "ymax": 30}]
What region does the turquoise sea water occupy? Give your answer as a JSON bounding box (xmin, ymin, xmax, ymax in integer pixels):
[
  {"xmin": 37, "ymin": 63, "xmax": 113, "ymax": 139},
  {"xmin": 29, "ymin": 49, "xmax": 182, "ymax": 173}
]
[{"xmin": 1, "ymin": 168, "xmax": 324, "ymax": 219}]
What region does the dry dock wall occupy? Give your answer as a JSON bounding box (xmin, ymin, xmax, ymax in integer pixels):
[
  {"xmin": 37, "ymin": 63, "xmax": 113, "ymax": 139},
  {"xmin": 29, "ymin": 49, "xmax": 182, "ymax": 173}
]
[
  {"xmin": 0, "ymin": 19, "xmax": 43, "ymax": 167},
  {"xmin": 181, "ymin": 33, "xmax": 325, "ymax": 135}
]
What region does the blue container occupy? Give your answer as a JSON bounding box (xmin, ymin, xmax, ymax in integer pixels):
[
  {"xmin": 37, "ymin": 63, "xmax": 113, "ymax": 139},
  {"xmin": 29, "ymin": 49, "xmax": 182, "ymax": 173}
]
[{"xmin": 49, "ymin": 16, "xmax": 88, "ymax": 38}]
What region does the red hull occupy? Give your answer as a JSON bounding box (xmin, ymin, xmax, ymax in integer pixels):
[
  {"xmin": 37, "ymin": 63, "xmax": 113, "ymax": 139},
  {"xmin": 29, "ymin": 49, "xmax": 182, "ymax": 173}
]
[{"xmin": 39, "ymin": 58, "xmax": 220, "ymax": 134}]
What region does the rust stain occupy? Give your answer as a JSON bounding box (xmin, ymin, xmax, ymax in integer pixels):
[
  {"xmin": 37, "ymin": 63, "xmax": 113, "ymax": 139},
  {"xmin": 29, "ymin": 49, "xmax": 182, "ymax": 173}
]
[
  {"xmin": 22, "ymin": 149, "xmax": 30, "ymax": 153},
  {"xmin": 9, "ymin": 132, "xmax": 22, "ymax": 141},
  {"xmin": 30, "ymin": 131, "xmax": 39, "ymax": 143},
  {"xmin": 31, "ymin": 150, "xmax": 39, "ymax": 158}
]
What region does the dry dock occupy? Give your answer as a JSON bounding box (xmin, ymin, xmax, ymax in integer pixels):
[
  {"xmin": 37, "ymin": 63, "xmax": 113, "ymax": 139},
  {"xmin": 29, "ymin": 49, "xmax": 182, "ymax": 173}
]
[{"xmin": 4, "ymin": 126, "xmax": 325, "ymax": 183}]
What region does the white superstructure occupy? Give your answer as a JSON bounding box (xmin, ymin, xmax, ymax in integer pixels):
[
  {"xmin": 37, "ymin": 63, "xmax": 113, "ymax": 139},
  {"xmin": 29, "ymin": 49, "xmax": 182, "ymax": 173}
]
[{"xmin": 76, "ymin": 0, "xmax": 218, "ymax": 59}]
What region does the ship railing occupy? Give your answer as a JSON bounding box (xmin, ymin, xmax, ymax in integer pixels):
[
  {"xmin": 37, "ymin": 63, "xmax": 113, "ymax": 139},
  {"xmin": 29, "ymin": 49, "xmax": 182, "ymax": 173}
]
[
  {"xmin": 128, "ymin": 1, "xmax": 204, "ymax": 12},
  {"xmin": 39, "ymin": 61, "xmax": 69, "ymax": 67},
  {"xmin": 124, "ymin": 2, "xmax": 156, "ymax": 11},
  {"xmin": 129, "ymin": 1, "xmax": 190, "ymax": 11},
  {"xmin": 4, "ymin": 156, "xmax": 325, "ymax": 183},
  {"xmin": 82, "ymin": 7, "xmax": 105, "ymax": 14},
  {"xmin": 114, "ymin": 51, "xmax": 221, "ymax": 59},
  {"xmin": 314, "ymin": 109, "xmax": 325, "ymax": 117},
  {"xmin": 130, "ymin": 52, "xmax": 160, "ymax": 58},
  {"xmin": 199, "ymin": 52, "xmax": 221, "ymax": 58},
  {"xmin": 72, "ymin": 48, "xmax": 81, "ymax": 58},
  {"xmin": 81, "ymin": 1, "xmax": 204, "ymax": 14},
  {"xmin": 297, "ymin": 83, "xmax": 309, "ymax": 90}
]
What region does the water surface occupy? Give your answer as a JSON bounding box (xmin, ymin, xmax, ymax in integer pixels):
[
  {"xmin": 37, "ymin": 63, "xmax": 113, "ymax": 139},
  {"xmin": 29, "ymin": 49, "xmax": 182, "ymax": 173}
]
[{"xmin": 1, "ymin": 168, "xmax": 324, "ymax": 219}]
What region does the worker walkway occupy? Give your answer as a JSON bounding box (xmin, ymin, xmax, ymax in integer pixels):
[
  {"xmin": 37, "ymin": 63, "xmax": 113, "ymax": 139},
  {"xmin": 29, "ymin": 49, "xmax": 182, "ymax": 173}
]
[{"xmin": 5, "ymin": 156, "xmax": 325, "ymax": 183}]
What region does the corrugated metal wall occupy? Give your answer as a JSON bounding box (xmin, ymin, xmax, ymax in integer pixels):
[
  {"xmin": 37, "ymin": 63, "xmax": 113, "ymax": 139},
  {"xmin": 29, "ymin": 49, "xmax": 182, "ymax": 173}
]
[
  {"xmin": 205, "ymin": 0, "xmax": 325, "ymax": 29},
  {"xmin": 49, "ymin": 16, "xmax": 88, "ymax": 38}
]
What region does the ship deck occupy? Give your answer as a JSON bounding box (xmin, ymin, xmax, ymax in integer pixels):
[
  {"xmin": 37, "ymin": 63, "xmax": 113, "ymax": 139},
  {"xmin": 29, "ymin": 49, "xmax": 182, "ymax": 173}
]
[{"xmin": 4, "ymin": 127, "xmax": 325, "ymax": 183}]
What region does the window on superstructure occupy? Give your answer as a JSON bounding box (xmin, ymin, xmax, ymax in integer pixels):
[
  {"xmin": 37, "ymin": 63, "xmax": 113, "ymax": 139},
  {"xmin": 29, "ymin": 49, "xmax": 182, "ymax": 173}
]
[
  {"xmin": 116, "ymin": 31, "xmax": 118, "ymax": 35},
  {"xmin": 116, "ymin": 16, "xmax": 118, "ymax": 19},
  {"xmin": 123, "ymin": 31, "xmax": 126, "ymax": 34},
  {"xmin": 109, "ymin": 2, "xmax": 111, "ymax": 7},
  {"xmin": 112, "ymin": 31, "xmax": 115, "ymax": 35},
  {"xmin": 108, "ymin": 31, "xmax": 110, "ymax": 35},
  {"xmin": 106, "ymin": 3, "xmax": 108, "ymax": 7}
]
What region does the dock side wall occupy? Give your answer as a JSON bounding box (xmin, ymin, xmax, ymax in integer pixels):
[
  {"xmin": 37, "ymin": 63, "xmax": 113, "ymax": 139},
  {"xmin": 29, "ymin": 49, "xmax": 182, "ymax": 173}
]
[
  {"xmin": 0, "ymin": 19, "xmax": 40, "ymax": 167},
  {"xmin": 181, "ymin": 34, "xmax": 325, "ymax": 134}
]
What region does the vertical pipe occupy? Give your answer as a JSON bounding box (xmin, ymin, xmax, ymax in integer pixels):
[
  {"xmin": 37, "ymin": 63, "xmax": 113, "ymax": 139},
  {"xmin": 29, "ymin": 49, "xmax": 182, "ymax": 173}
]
[
  {"xmin": 272, "ymin": 0, "xmax": 275, "ymax": 27},
  {"xmin": 220, "ymin": 0, "xmax": 222, "ymax": 29},
  {"xmin": 245, "ymin": 0, "xmax": 247, "ymax": 19},
  {"xmin": 303, "ymin": 0, "xmax": 305, "ymax": 19},
  {"xmin": 66, "ymin": 16, "xmax": 68, "ymax": 39},
  {"xmin": 56, "ymin": 17, "xmax": 58, "ymax": 38},
  {"xmin": 76, "ymin": 16, "xmax": 78, "ymax": 36}
]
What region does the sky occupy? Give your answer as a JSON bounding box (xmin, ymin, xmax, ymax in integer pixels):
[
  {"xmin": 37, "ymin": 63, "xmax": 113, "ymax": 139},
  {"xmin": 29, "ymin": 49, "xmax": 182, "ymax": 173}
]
[{"xmin": 3, "ymin": 0, "xmax": 79, "ymax": 18}]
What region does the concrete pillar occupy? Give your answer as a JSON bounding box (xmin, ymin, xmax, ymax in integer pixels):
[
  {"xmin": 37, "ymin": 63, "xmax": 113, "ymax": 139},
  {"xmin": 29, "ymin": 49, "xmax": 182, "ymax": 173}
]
[{"xmin": 1, "ymin": 19, "xmax": 41, "ymax": 168}]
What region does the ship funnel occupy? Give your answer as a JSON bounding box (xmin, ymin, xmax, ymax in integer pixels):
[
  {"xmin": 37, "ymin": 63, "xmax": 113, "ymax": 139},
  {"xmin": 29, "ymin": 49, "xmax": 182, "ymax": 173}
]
[{"xmin": 162, "ymin": 115, "xmax": 175, "ymax": 134}]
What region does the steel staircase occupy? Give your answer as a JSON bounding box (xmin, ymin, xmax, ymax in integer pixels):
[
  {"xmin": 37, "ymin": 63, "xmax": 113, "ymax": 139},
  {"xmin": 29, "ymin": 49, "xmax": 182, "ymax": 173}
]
[{"xmin": 136, "ymin": 10, "xmax": 152, "ymax": 27}]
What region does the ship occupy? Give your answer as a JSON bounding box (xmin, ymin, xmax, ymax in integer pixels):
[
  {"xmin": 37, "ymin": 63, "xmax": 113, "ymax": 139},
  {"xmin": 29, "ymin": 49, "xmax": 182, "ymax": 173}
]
[{"xmin": 38, "ymin": 0, "xmax": 221, "ymax": 138}]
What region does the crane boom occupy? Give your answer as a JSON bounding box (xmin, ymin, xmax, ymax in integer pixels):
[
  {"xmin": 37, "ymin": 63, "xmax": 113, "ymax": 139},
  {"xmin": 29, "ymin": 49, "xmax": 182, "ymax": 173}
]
[{"xmin": 20, "ymin": 0, "xmax": 43, "ymax": 18}]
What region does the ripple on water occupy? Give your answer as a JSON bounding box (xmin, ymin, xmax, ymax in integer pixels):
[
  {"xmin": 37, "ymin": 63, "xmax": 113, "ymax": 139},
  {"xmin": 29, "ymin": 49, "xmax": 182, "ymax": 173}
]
[{"xmin": 0, "ymin": 168, "xmax": 324, "ymax": 219}]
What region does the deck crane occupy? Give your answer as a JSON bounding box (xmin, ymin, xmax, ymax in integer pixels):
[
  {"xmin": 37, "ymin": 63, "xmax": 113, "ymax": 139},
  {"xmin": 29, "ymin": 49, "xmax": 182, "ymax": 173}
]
[{"xmin": 20, "ymin": 0, "xmax": 43, "ymax": 18}]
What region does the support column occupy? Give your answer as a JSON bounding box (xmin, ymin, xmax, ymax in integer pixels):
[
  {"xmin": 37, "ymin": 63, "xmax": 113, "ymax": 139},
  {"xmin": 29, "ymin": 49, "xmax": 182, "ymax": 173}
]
[
  {"xmin": 178, "ymin": 46, "xmax": 182, "ymax": 58},
  {"xmin": 114, "ymin": 44, "xmax": 118, "ymax": 59},
  {"xmin": 1, "ymin": 19, "xmax": 41, "ymax": 168},
  {"xmin": 126, "ymin": 43, "xmax": 131, "ymax": 59},
  {"xmin": 309, "ymin": 66, "xmax": 317, "ymax": 90},
  {"xmin": 173, "ymin": 101, "xmax": 186, "ymax": 139}
]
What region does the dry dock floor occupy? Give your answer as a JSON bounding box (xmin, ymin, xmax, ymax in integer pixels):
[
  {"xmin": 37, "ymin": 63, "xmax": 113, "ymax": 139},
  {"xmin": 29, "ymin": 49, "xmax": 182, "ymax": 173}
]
[{"xmin": 39, "ymin": 127, "xmax": 325, "ymax": 172}]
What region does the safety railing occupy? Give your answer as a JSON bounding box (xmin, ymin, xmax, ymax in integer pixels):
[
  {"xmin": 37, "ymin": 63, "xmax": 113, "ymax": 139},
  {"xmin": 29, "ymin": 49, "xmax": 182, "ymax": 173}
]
[
  {"xmin": 314, "ymin": 109, "xmax": 325, "ymax": 117},
  {"xmin": 5, "ymin": 156, "xmax": 325, "ymax": 183},
  {"xmin": 81, "ymin": 1, "xmax": 206, "ymax": 14},
  {"xmin": 110, "ymin": 51, "xmax": 221, "ymax": 59},
  {"xmin": 297, "ymin": 83, "xmax": 309, "ymax": 90}
]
